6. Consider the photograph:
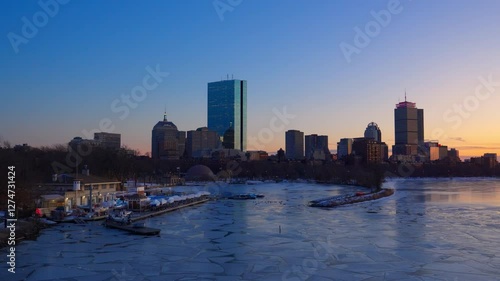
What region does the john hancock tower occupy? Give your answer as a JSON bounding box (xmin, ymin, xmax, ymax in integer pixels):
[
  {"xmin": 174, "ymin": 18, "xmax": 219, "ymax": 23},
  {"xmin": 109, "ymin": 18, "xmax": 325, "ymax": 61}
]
[{"xmin": 207, "ymin": 79, "xmax": 247, "ymax": 151}]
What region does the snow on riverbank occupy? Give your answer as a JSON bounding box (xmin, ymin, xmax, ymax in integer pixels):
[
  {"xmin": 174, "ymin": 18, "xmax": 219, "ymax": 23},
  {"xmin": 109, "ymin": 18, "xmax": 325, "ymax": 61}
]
[{"xmin": 309, "ymin": 188, "xmax": 395, "ymax": 207}]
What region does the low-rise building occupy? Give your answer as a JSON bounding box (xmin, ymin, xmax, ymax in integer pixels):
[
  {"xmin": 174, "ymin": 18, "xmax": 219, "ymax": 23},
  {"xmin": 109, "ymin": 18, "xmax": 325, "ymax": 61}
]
[
  {"xmin": 246, "ymin": 150, "xmax": 269, "ymax": 161},
  {"xmin": 35, "ymin": 171, "xmax": 121, "ymax": 212}
]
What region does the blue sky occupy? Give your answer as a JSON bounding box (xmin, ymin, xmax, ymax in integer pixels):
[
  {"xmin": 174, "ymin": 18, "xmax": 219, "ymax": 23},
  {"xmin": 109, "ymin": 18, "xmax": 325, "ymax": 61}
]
[{"xmin": 1, "ymin": 0, "xmax": 500, "ymax": 157}]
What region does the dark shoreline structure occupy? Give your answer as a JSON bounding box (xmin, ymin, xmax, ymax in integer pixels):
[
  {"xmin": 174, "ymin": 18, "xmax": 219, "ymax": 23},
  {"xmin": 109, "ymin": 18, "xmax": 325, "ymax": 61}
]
[
  {"xmin": 0, "ymin": 219, "xmax": 49, "ymax": 248},
  {"xmin": 309, "ymin": 188, "xmax": 395, "ymax": 208}
]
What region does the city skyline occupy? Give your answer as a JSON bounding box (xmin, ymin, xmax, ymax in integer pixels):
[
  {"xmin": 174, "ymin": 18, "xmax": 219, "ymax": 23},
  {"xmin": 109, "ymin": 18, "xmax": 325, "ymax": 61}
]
[{"xmin": 2, "ymin": 1, "xmax": 500, "ymax": 159}]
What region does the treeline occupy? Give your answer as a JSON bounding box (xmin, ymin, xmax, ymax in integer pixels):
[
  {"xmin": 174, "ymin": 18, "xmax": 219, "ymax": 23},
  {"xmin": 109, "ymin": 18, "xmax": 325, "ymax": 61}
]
[
  {"xmin": 384, "ymin": 162, "xmax": 500, "ymax": 178},
  {"xmin": 0, "ymin": 145, "xmax": 146, "ymax": 214},
  {"xmin": 1, "ymin": 144, "xmax": 499, "ymax": 214}
]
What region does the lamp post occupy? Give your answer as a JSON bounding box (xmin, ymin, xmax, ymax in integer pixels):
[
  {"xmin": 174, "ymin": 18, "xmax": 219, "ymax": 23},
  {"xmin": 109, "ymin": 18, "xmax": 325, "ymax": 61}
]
[{"xmin": 89, "ymin": 184, "xmax": 93, "ymax": 213}]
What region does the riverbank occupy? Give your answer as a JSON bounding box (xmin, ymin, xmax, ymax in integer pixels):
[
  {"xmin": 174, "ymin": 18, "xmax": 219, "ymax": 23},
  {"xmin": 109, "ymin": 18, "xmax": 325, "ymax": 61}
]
[
  {"xmin": 0, "ymin": 219, "xmax": 52, "ymax": 249},
  {"xmin": 309, "ymin": 188, "xmax": 395, "ymax": 207},
  {"xmin": 129, "ymin": 198, "xmax": 209, "ymax": 222}
]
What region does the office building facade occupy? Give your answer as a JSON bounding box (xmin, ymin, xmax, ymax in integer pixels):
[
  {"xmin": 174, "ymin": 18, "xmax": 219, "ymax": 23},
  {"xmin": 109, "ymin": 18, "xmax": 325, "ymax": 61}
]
[
  {"xmin": 285, "ymin": 130, "xmax": 304, "ymax": 160},
  {"xmin": 352, "ymin": 137, "xmax": 389, "ymax": 164},
  {"xmin": 305, "ymin": 134, "xmax": 330, "ymax": 160},
  {"xmin": 186, "ymin": 127, "xmax": 220, "ymax": 158},
  {"xmin": 69, "ymin": 132, "xmax": 121, "ymax": 151},
  {"xmin": 94, "ymin": 132, "xmax": 121, "ymax": 150},
  {"xmin": 393, "ymin": 99, "xmax": 424, "ymax": 156},
  {"xmin": 207, "ymin": 79, "xmax": 247, "ymax": 151},
  {"xmin": 337, "ymin": 138, "xmax": 353, "ymax": 160},
  {"xmin": 151, "ymin": 114, "xmax": 185, "ymax": 160}
]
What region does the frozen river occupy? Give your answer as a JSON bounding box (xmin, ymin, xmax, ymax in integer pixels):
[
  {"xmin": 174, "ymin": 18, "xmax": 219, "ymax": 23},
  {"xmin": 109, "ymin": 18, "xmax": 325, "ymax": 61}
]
[{"xmin": 3, "ymin": 178, "xmax": 500, "ymax": 281}]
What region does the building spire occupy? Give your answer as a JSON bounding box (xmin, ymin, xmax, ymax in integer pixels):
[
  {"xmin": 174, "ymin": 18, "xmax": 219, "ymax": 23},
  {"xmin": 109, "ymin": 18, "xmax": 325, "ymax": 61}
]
[
  {"xmin": 405, "ymin": 89, "xmax": 407, "ymax": 102},
  {"xmin": 163, "ymin": 106, "xmax": 167, "ymax": 122}
]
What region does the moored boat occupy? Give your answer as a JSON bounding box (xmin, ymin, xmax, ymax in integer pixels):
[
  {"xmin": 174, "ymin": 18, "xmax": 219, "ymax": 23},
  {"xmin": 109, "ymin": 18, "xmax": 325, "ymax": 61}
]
[{"xmin": 104, "ymin": 220, "xmax": 160, "ymax": 235}]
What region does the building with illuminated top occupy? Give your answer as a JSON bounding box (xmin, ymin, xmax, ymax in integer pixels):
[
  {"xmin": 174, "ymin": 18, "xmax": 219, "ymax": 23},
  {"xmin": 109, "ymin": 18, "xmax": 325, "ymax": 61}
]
[{"xmin": 392, "ymin": 96, "xmax": 424, "ymax": 158}]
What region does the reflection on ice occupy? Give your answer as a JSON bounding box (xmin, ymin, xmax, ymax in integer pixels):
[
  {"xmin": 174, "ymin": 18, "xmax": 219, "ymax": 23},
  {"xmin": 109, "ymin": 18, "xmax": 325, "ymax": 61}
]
[{"xmin": 3, "ymin": 178, "xmax": 500, "ymax": 280}]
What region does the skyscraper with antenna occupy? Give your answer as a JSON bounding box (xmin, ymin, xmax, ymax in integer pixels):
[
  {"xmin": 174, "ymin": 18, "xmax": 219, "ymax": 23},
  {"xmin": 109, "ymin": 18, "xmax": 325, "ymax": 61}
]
[
  {"xmin": 207, "ymin": 79, "xmax": 247, "ymax": 151},
  {"xmin": 393, "ymin": 92, "xmax": 424, "ymax": 158}
]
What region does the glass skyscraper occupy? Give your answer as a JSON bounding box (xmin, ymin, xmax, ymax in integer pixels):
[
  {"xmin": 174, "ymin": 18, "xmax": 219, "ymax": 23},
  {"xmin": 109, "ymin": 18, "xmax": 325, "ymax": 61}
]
[{"xmin": 207, "ymin": 79, "xmax": 247, "ymax": 151}]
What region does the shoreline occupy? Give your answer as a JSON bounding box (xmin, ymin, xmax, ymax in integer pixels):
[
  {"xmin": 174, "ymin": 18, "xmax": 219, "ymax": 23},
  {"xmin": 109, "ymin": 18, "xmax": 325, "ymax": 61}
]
[
  {"xmin": 309, "ymin": 188, "xmax": 395, "ymax": 207},
  {"xmin": 0, "ymin": 219, "xmax": 51, "ymax": 249},
  {"xmin": 0, "ymin": 198, "xmax": 210, "ymax": 249}
]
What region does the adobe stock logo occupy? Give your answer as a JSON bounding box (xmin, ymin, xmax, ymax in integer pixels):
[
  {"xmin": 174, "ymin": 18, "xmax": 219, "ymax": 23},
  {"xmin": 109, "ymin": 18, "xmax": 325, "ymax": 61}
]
[
  {"xmin": 431, "ymin": 74, "xmax": 500, "ymax": 142},
  {"xmin": 7, "ymin": 0, "xmax": 70, "ymax": 54},
  {"xmin": 339, "ymin": 0, "xmax": 407, "ymax": 63},
  {"xmin": 213, "ymin": 0, "xmax": 242, "ymax": 21}
]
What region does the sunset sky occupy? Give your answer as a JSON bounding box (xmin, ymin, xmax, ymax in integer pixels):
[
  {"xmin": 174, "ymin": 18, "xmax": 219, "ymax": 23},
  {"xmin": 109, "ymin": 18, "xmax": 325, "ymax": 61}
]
[{"xmin": 1, "ymin": 0, "xmax": 500, "ymax": 159}]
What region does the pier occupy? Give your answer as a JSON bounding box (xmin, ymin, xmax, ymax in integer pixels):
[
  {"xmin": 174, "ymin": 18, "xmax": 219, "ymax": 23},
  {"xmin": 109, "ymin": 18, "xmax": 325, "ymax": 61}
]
[{"xmin": 129, "ymin": 198, "xmax": 209, "ymax": 222}]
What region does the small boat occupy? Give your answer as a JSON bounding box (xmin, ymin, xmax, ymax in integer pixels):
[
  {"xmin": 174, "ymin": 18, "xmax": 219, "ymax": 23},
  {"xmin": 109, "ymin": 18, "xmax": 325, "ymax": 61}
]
[
  {"xmin": 107, "ymin": 210, "xmax": 132, "ymax": 224},
  {"xmin": 104, "ymin": 220, "xmax": 160, "ymax": 235}
]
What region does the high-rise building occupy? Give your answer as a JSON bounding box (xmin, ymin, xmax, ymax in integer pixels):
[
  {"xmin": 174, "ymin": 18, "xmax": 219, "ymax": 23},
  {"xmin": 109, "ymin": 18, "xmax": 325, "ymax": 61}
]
[
  {"xmin": 392, "ymin": 97, "xmax": 424, "ymax": 156},
  {"xmin": 364, "ymin": 122, "xmax": 382, "ymax": 143},
  {"xmin": 305, "ymin": 134, "xmax": 330, "ymax": 160},
  {"xmin": 222, "ymin": 125, "xmax": 235, "ymax": 149},
  {"xmin": 185, "ymin": 127, "xmax": 220, "ymax": 158},
  {"xmin": 337, "ymin": 138, "xmax": 353, "ymax": 160},
  {"xmin": 207, "ymin": 79, "xmax": 247, "ymax": 151},
  {"xmin": 448, "ymin": 148, "xmax": 460, "ymax": 162},
  {"xmin": 285, "ymin": 130, "xmax": 304, "ymax": 160},
  {"xmin": 352, "ymin": 137, "xmax": 388, "ymax": 164},
  {"xmin": 484, "ymin": 153, "xmax": 498, "ymax": 168},
  {"xmin": 94, "ymin": 132, "xmax": 121, "ymax": 150},
  {"xmin": 151, "ymin": 113, "xmax": 185, "ymax": 160}
]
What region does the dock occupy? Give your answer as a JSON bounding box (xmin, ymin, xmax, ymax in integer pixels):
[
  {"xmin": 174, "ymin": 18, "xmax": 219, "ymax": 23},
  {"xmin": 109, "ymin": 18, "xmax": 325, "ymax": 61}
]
[
  {"xmin": 103, "ymin": 220, "xmax": 160, "ymax": 235},
  {"xmin": 129, "ymin": 198, "xmax": 209, "ymax": 222}
]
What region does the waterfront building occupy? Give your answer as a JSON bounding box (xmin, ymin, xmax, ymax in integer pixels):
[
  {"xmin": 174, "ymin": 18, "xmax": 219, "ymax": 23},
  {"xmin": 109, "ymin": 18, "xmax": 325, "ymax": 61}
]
[
  {"xmin": 151, "ymin": 113, "xmax": 186, "ymax": 160},
  {"xmin": 207, "ymin": 79, "xmax": 247, "ymax": 151},
  {"xmin": 36, "ymin": 170, "xmax": 120, "ymax": 212},
  {"xmin": 185, "ymin": 127, "xmax": 220, "ymax": 158},
  {"xmin": 285, "ymin": 130, "xmax": 304, "ymax": 160},
  {"xmin": 337, "ymin": 138, "xmax": 353, "ymax": 160},
  {"xmin": 392, "ymin": 96, "xmax": 424, "ymax": 157},
  {"xmin": 305, "ymin": 134, "xmax": 330, "ymax": 160}
]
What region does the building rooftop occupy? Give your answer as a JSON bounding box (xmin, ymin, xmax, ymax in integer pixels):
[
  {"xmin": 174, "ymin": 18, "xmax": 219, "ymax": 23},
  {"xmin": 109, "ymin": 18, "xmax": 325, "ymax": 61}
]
[
  {"xmin": 153, "ymin": 113, "xmax": 178, "ymax": 130},
  {"xmin": 50, "ymin": 173, "xmax": 121, "ymax": 185}
]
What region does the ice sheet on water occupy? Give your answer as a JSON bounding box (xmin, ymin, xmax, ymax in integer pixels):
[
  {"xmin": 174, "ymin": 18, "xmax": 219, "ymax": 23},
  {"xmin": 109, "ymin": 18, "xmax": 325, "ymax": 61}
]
[{"xmin": 8, "ymin": 179, "xmax": 500, "ymax": 280}]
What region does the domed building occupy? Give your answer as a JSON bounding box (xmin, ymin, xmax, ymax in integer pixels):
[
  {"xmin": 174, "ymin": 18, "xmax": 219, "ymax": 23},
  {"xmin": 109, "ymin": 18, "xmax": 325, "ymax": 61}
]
[
  {"xmin": 151, "ymin": 113, "xmax": 186, "ymax": 160},
  {"xmin": 364, "ymin": 122, "xmax": 382, "ymax": 143},
  {"xmin": 351, "ymin": 122, "xmax": 389, "ymax": 164},
  {"xmin": 185, "ymin": 165, "xmax": 216, "ymax": 181}
]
